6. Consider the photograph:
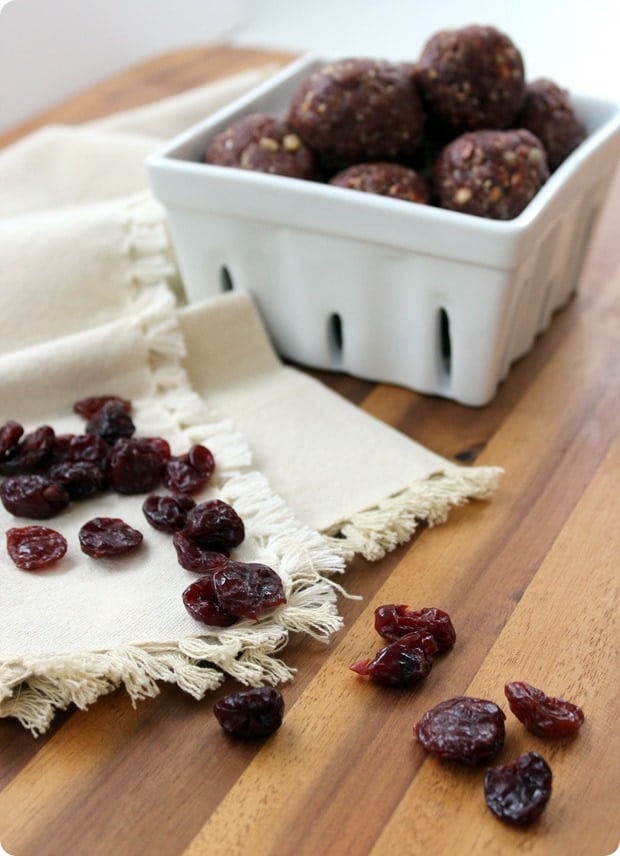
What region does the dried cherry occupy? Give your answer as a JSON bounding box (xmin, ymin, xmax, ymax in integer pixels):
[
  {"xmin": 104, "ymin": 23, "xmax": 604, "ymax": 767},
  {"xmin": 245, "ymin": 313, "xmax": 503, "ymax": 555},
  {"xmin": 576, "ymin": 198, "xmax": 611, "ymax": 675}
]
[
  {"xmin": 0, "ymin": 474, "xmax": 70, "ymax": 518},
  {"xmin": 213, "ymin": 687, "xmax": 284, "ymax": 739},
  {"xmin": 350, "ymin": 630, "xmax": 438, "ymax": 687},
  {"xmin": 86, "ymin": 400, "xmax": 135, "ymax": 445},
  {"xmin": 415, "ymin": 696, "xmax": 506, "ymax": 765},
  {"xmin": 172, "ymin": 531, "xmax": 230, "ymax": 573},
  {"xmin": 142, "ymin": 493, "xmax": 196, "ymax": 533},
  {"xmin": 213, "ymin": 561, "xmax": 286, "ymax": 621},
  {"xmin": 182, "ymin": 575, "xmax": 238, "ymax": 626},
  {"xmin": 374, "ymin": 604, "xmax": 456, "ymax": 651},
  {"xmin": 79, "ymin": 517, "xmax": 143, "ymax": 558},
  {"xmin": 484, "ymin": 751, "xmax": 552, "ymax": 825},
  {"xmin": 0, "ymin": 425, "xmax": 55, "ymax": 475},
  {"xmin": 108, "ymin": 438, "xmax": 164, "ymax": 494},
  {"xmin": 182, "ymin": 499, "xmax": 245, "ymax": 549},
  {"xmin": 73, "ymin": 395, "xmax": 131, "ymax": 420},
  {"xmin": 504, "ymin": 681, "xmax": 585, "ymax": 737},
  {"xmin": 0, "ymin": 420, "xmax": 24, "ymax": 461},
  {"xmin": 50, "ymin": 433, "xmax": 110, "ymax": 468},
  {"xmin": 6, "ymin": 525, "xmax": 68, "ymax": 570},
  {"xmin": 48, "ymin": 461, "xmax": 106, "ymax": 499},
  {"xmin": 162, "ymin": 444, "xmax": 215, "ymax": 494}
]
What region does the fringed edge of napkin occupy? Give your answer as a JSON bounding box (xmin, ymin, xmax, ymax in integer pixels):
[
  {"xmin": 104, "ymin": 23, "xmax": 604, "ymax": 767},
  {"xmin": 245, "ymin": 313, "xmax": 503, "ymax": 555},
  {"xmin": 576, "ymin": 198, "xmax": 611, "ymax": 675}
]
[
  {"xmin": 0, "ymin": 193, "xmax": 345, "ymax": 736},
  {"xmin": 323, "ymin": 464, "xmax": 504, "ymax": 562}
]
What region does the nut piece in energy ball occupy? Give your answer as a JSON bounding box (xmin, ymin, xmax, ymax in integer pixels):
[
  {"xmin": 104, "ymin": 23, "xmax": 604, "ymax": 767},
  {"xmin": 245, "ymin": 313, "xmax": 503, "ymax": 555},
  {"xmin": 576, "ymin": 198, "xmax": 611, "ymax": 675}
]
[
  {"xmin": 287, "ymin": 58, "xmax": 426, "ymax": 170},
  {"xmin": 416, "ymin": 24, "xmax": 525, "ymax": 135},
  {"xmin": 484, "ymin": 751, "xmax": 552, "ymax": 825},
  {"xmin": 329, "ymin": 162, "xmax": 429, "ymax": 204},
  {"xmin": 434, "ymin": 129, "xmax": 549, "ymax": 220},
  {"xmin": 6, "ymin": 525, "xmax": 68, "ymax": 570},
  {"xmin": 205, "ymin": 112, "xmax": 320, "ymax": 180},
  {"xmin": 415, "ymin": 696, "xmax": 506, "ymax": 765},
  {"xmin": 517, "ymin": 78, "xmax": 587, "ymax": 171},
  {"xmin": 213, "ymin": 687, "xmax": 285, "ymax": 739},
  {"xmin": 504, "ymin": 680, "xmax": 585, "ymax": 737}
]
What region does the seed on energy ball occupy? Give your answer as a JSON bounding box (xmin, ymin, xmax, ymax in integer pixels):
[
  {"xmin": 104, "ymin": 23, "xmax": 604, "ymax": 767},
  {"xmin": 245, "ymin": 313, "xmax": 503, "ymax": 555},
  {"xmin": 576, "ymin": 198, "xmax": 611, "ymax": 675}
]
[
  {"xmin": 182, "ymin": 574, "xmax": 238, "ymax": 627},
  {"xmin": 73, "ymin": 395, "xmax": 131, "ymax": 421},
  {"xmin": 162, "ymin": 444, "xmax": 215, "ymax": 495},
  {"xmin": 79, "ymin": 517, "xmax": 143, "ymax": 558},
  {"xmin": 0, "ymin": 425, "xmax": 55, "ymax": 475},
  {"xmin": 213, "ymin": 687, "xmax": 285, "ymax": 739},
  {"xmin": 504, "ymin": 680, "xmax": 585, "ymax": 738},
  {"xmin": 416, "ymin": 24, "xmax": 525, "ymax": 135},
  {"xmin": 329, "ymin": 163, "xmax": 430, "ymax": 204},
  {"xmin": 415, "ymin": 696, "xmax": 506, "ymax": 765},
  {"xmin": 517, "ymin": 78, "xmax": 587, "ymax": 171},
  {"xmin": 142, "ymin": 493, "xmax": 196, "ymax": 533},
  {"xmin": 6, "ymin": 525, "xmax": 68, "ymax": 570},
  {"xmin": 206, "ymin": 112, "xmax": 320, "ymax": 181},
  {"xmin": 0, "ymin": 474, "xmax": 70, "ymax": 519},
  {"xmin": 434, "ymin": 129, "xmax": 549, "ymax": 220},
  {"xmin": 374, "ymin": 604, "xmax": 456, "ymax": 651},
  {"xmin": 182, "ymin": 499, "xmax": 245, "ymax": 549},
  {"xmin": 86, "ymin": 400, "xmax": 135, "ymax": 445},
  {"xmin": 212, "ymin": 561, "xmax": 287, "ymax": 621},
  {"xmin": 484, "ymin": 751, "xmax": 553, "ymax": 825},
  {"xmin": 288, "ymin": 58, "xmax": 426, "ymax": 170},
  {"xmin": 108, "ymin": 438, "xmax": 164, "ymax": 495},
  {"xmin": 350, "ymin": 630, "xmax": 438, "ymax": 687}
]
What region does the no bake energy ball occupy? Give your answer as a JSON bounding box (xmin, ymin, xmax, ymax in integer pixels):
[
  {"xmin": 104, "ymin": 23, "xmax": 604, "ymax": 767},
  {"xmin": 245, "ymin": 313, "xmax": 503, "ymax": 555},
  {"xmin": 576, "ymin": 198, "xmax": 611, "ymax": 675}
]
[
  {"xmin": 205, "ymin": 112, "xmax": 320, "ymax": 180},
  {"xmin": 434, "ymin": 129, "xmax": 549, "ymax": 220},
  {"xmin": 287, "ymin": 58, "xmax": 426, "ymax": 170},
  {"xmin": 416, "ymin": 25, "xmax": 525, "ymax": 135},
  {"xmin": 517, "ymin": 78, "xmax": 587, "ymax": 171},
  {"xmin": 329, "ymin": 162, "xmax": 429, "ymax": 204}
]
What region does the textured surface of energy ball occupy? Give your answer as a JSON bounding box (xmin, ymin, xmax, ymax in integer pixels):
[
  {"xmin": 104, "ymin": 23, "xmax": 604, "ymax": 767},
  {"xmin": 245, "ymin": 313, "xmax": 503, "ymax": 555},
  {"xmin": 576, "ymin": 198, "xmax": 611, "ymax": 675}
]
[
  {"xmin": 434, "ymin": 129, "xmax": 549, "ymax": 219},
  {"xmin": 416, "ymin": 25, "xmax": 525, "ymax": 134},
  {"xmin": 287, "ymin": 58, "xmax": 426, "ymax": 170},
  {"xmin": 329, "ymin": 162, "xmax": 429, "ymax": 204},
  {"xmin": 517, "ymin": 78, "xmax": 587, "ymax": 171},
  {"xmin": 205, "ymin": 112, "xmax": 320, "ymax": 180}
]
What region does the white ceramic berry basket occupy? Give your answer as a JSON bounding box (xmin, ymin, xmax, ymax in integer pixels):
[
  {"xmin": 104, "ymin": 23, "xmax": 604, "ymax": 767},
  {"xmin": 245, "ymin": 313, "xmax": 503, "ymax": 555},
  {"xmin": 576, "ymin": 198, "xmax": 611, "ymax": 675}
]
[{"xmin": 146, "ymin": 54, "xmax": 620, "ymax": 406}]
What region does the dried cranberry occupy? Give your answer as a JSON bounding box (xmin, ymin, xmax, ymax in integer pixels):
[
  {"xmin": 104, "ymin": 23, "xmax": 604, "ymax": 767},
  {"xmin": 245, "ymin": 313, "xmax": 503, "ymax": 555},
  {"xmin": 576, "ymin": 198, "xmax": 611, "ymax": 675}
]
[
  {"xmin": 79, "ymin": 517, "xmax": 143, "ymax": 558},
  {"xmin": 484, "ymin": 752, "xmax": 552, "ymax": 825},
  {"xmin": 142, "ymin": 493, "xmax": 196, "ymax": 533},
  {"xmin": 374, "ymin": 604, "xmax": 456, "ymax": 651},
  {"xmin": 182, "ymin": 575, "xmax": 238, "ymax": 626},
  {"xmin": 0, "ymin": 474, "xmax": 70, "ymax": 519},
  {"xmin": 48, "ymin": 461, "xmax": 106, "ymax": 499},
  {"xmin": 504, "ymin": 681, "xmax": 585, "ymax": 738},
  {"xmin": 415, "ymin": 696, "xmax": 506, "ymax": 765},
  {"xmin": 0, "ymin": 420, "xmax": 24, "ymax": 460},
  {"xmin": 108, "ymin": 438, "xmax": 163, "ymax": 494},
  {"xmin": 141, "ymin": 437, "xmax": 171, "ymax": 462},
  {"xmin": 50, "ymin": 433, "xmax": 109, "ymax": 468},
  {"xmin": 73, "ymin": 395, "xmax": 132, "ymax": 420},
  {"xmin": 162, "ymin": 444, "xmax": 215, "ymax": 494},
  {"xmin": 6, "ymin": 525, "xmax": 68, "ymax": 570},
  {"xmin": 172, "ymin": 531, "xmax": 230, "ymax": 573},
  {"xmin": 86, "ymin": 400, "xmax": 135, "ymax": 445},
  {"xmin": 0, "ymin": 425, "xmax": 55, "ymax": 475},
  {"xmin": 182, "ymin": 499, "xmax": 245, "ymax": 549},
  {"xmin": 350, "ymin": 630, "xmax": 437, "ymax": 687},
  {"xmin": 213, "ymin": 687, "xmax": 284, "ymax": 739},
  {"xmin": 213, "ymin": 562, "xmax": 287, "ymax": 621}
]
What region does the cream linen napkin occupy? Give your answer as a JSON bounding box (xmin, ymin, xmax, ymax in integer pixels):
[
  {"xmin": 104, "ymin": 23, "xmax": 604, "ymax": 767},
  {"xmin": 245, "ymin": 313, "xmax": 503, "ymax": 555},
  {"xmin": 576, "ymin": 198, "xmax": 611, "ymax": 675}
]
[{"xmin": 0, "ymin": 67, "xmax": 501, "ymax": 734}]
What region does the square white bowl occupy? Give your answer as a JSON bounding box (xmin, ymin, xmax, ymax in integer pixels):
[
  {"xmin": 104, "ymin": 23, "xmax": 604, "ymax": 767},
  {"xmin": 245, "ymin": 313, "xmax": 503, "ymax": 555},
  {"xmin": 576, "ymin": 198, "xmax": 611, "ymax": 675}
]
[{"xmin": 147, "ymin": 54, "xmax": 620, "ymax": 406}]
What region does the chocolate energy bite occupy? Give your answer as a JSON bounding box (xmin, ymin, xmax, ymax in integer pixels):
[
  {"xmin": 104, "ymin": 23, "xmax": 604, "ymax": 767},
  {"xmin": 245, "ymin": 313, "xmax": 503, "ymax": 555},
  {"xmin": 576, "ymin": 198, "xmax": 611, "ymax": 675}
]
[
  {"xmin": 434, "ymin": 129, "xmax": 549, "ymax": 220},
  {"xmin": 287, "ymin": 58, "xmax": 426, "ymax": 171},
  {"xmin": 329, "ymin": 162, "xmax": 429, "ymax": 204},
  {"xmin": 517, "ymin": 78, "xmax": 587, "ymax": 171},
  {"xmin": 416, "ymin": 25, "xmax": 525, "ymax": 135},
  {"xmin": 205, "ymin": 112, "xmax": 320, "ymax": 181}
]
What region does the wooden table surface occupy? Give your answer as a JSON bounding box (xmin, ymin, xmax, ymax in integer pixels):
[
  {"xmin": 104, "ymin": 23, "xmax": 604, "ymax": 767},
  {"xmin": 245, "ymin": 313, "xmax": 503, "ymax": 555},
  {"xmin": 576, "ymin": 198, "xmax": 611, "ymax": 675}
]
[{"xmin": 0, "ymin": 46, "xmax": 618, "ymax": 856}]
